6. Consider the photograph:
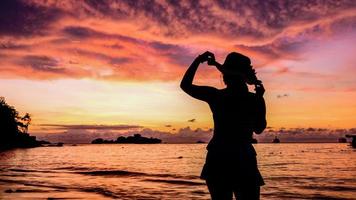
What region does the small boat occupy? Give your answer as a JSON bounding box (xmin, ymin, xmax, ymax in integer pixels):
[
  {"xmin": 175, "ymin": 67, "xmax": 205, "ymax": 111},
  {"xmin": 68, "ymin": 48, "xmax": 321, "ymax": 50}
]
[
  {"xmin": 46, "ymin": 142, "xmax": 64, "ymax": 147},
  {"xmin": 345, "ymin": 135, "xmax": 356, "ymax": 148},
  {"xmin": 272, "ymin": 136, "xmax": 280, "ymax": 143},
  {"xmin": 338, "ymin": 137, "xmax": 347, "ymax": 143}
]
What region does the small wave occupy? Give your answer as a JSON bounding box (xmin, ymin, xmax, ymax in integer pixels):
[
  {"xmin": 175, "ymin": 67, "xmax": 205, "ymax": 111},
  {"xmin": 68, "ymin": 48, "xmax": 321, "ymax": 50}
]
[
  {"xmin": 262, "ymin": 191, "xmax": 355, "ymax": 200},
  {"xmin": 191, "ymin": 190, "xmax": 208, "ymax": 195},
  {"xmin": 1, "ymin": 173, "xmax": 29, "ymax": 177},
  {"xmin": 5, "ymin": 188, "xmax": 52, "ymax": 193},
  {"xmin": 9, "ymin": 168, "xmax": 36, "ymax": 172},
  {"xmin": 0, "ymin": 178, "xmax": 119, "ymax": 199},
  {"xmin": 266, "ymin": 176, "xmax": 328, "ymax": 181},
  {"xmin": 0, "ymin": 178, "xmax": 25, "ymax": 184},
  {"xmin": 81, "ymin": 187, "xmax": 119, "ymax": 198},
  {"xmin": 144, "ymin": 178, "xmax": 205, "ymax": 186},
  {"xmin": 76, "ymin": 169, "xmax": 199, "ymax": 180},
  {"xmin": 51, "ymin": 165, "xmax": 200, "ymax": 180},
  {"xmin": 78, "ymin": 170, "xmax": 146, "ymax": 177},
  {"xmin": 298, "ymin": 185, "xmax": 356, "ymax": 192},
  {"xmin": 54, "ymin": 166, "xmax": 93, "ymax": 171},
  {"xmin": 308, "ymin": 194, "xmax": 356, "ymax": 200},
  {"xmin": 0, "ymin": 178, "xmax": 69, "ymax": 191},
  {"xmin": 9, "ymin": 168, "xmax": 53, "ymax": 173},
  {"xmin": 263, "ymin": 162, "xmax": 300, "ymax": 166}
]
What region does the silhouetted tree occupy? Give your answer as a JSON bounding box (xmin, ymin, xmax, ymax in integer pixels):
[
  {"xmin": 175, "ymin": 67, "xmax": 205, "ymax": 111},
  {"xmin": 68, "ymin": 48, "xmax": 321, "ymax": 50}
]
[
  {"xmin": 18, "ymin": 113, "xmax": 31, "ymax": 134},
  {"xmin": 0, "ymin": 97, "xmax": 40, "ymax": 150},
  {"xmin": 91, "ymin": 138, "xmax": 104, "ymax": 144},
  {"xmin": 0, "ymin": 97, "xmax": 21, "ymax": 137}
]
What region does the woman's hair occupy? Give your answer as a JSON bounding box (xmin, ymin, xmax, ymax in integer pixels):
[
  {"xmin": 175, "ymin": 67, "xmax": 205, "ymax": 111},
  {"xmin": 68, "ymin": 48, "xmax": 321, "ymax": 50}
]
[{"xmin": 222, "ymin": 52, "xmax": 260, "ymax": 85}]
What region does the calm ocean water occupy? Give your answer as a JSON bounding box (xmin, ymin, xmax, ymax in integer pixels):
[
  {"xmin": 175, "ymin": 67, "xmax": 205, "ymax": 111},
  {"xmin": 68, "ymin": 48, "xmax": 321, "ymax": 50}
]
[{"xmin": 0, "ymin": 144, "xmax": 355, "ymax": 200}]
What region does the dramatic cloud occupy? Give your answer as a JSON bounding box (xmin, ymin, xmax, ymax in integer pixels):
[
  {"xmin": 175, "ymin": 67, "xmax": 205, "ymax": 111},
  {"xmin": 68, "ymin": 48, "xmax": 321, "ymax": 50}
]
[
  {"xmin": 0, "ymin": 0, "xmax": 64, "ymax": 36},
  {"xmin": 1, "ymin": 0, "xmax": 355, "ymax": 82},
  {"xmin": 235, "ymin": 38, "xmax": 308, "ymax": 61},
  {"xmin": 20, "ymin": 55, "xmax": 64, "ymax": 73},
  {"xmin": 74, "ymin": 0, "xmax": 356, "ymax": 40},
  {"xmin": 0, "ymin": 41, "xmax": 31, "ymax": 50}
]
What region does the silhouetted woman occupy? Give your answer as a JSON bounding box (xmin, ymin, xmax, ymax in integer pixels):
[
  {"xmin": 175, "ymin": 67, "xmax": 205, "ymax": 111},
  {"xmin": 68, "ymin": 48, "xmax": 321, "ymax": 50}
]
[{"xmin": 181, "ymin": 51, "xmax": 266, "ymax": 200}]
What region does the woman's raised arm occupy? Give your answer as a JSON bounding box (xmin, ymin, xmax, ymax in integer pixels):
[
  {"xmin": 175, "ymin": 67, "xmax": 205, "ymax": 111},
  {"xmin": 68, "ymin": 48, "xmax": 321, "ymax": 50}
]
[{"xmin": 180, "ymin": 51, "xmax": 217, "ymax": 102}]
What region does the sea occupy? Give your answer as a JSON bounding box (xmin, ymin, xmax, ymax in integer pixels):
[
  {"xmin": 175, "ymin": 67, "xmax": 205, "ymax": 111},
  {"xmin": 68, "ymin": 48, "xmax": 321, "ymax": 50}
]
[{"xmin": 0, "ymin": 144, "xmax": 355, "ymax": 200}]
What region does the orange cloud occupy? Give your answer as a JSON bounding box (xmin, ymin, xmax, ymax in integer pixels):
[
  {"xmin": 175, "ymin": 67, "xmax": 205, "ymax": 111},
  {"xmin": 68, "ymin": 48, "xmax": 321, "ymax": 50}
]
[{"xmin": 1, "ymin": 0, "xmax": 355, "ymax": 83}]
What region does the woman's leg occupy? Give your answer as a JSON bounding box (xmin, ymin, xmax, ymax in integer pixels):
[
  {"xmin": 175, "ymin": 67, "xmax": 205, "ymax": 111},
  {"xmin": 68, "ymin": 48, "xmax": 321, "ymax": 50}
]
[
  {"xmin": 206, "ymin": 179, "xmax": 233, "ymax": 200},
  {"xmin": 233, "ymin": 185, "xmax": 260, "ymax": 200}
]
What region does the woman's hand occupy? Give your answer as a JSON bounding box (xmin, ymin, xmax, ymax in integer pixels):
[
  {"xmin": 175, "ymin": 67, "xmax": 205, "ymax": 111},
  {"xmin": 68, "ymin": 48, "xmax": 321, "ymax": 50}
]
[
  {"xmin": 255, "ymin": 83, "xmax": 265, "ymax": 97},
  {"xmin": 197, "ymin": 51, "xmax": 215, "ymax": 64}
]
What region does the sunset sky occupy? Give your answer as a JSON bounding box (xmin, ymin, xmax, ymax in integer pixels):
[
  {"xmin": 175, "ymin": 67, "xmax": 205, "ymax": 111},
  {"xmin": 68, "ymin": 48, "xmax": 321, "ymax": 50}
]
[{"xmin": 1, "ymin": 0, "xmax": 356, "ymax": 142}]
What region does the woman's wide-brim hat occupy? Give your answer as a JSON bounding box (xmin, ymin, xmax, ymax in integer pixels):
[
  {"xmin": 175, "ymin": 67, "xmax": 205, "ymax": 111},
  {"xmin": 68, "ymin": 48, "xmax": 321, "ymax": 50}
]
[
  {"xmin": 219, "ymin": 52, "xmax": 251, "ymax": 76},
  {"xmin": 219, "ymin": 52, "xmax": 261, "ymax": 85}
]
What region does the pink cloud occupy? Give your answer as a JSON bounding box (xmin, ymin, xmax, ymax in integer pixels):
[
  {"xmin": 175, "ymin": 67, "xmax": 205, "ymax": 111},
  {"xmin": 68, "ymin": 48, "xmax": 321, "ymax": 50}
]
[{"xmin": 0, "ymin": 0, "xmax": 355, "ymax": 87}]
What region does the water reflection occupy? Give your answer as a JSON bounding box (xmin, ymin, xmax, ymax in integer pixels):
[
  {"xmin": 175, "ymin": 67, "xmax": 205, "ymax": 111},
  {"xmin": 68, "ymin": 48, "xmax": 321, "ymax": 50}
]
[{"xmin": 0, "ymin": 144, "xmax": 355, "ymax": 199}]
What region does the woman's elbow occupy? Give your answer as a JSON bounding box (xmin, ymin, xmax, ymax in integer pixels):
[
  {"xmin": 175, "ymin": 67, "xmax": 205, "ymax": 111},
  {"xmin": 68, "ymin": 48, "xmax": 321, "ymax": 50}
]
[
  {"xmin": 180, "ymin": 82, "xmax": 191, "ymax": 93},
  {"xmin": 180, "ymin": 82, "xmax": 186, "ymax": 90},
  {"xmin": 254, "ymin": 120, "xmax": 267, "ymax": 134},
  {"xmin": 180, "ymin": 83, "xmax": 188, "ymax": 93}
]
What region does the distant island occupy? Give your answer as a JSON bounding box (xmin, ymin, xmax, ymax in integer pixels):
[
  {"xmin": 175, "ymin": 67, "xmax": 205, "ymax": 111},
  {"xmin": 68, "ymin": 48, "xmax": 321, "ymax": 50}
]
[
  {"xmin": 272, "ymin": 136, "xmax": 281, "ymax": 143},
  {"xmin": 91, "ymin": 134, "xmax": 162, "ymax": 144},
  {"xmin": 0, "ymin": 97, "xmax": 48, "ymax": 150}
]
